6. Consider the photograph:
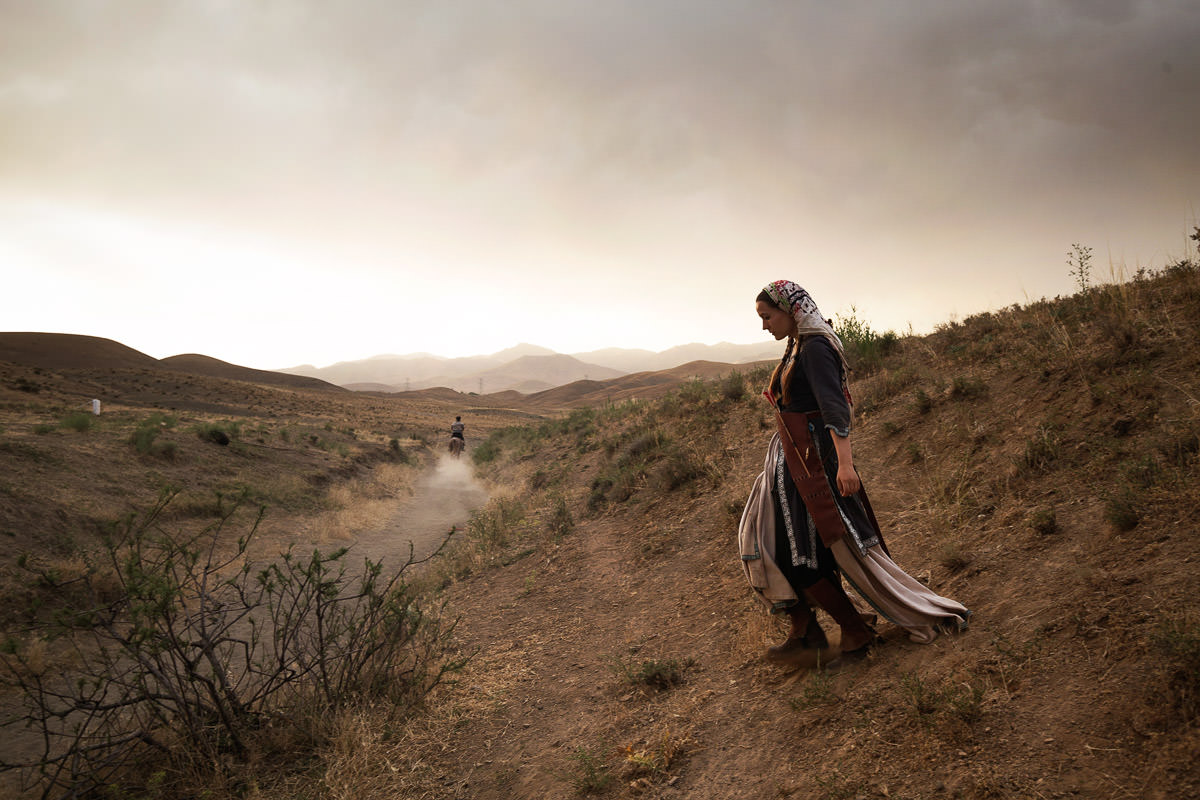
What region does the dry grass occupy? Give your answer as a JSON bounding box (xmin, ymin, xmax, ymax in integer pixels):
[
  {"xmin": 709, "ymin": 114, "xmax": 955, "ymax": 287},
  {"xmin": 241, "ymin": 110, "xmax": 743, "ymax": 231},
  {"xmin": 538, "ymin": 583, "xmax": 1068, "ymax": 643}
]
[{"xmin": 2, "ymin": 254, "xmax": 1199, "ymax": 798}]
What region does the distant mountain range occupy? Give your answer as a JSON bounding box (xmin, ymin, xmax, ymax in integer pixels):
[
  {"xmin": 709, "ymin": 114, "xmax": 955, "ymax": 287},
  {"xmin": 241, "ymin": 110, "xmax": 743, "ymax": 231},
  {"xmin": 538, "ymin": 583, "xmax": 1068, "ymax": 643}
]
[
  {"xmin": 0, "ymin": 332, "xmax": 782, "ymax": 399},
  {"xmin": 279, "ymin": 341, "xmax": 782, "ymax": 394}
]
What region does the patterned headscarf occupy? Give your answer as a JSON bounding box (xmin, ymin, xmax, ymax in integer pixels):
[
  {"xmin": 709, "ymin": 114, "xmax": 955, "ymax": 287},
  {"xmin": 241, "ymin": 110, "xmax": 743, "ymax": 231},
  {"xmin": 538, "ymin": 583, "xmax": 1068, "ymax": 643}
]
[{"xmin": 762, "ymin": 280, "xmax": 848, "ymax": 372}]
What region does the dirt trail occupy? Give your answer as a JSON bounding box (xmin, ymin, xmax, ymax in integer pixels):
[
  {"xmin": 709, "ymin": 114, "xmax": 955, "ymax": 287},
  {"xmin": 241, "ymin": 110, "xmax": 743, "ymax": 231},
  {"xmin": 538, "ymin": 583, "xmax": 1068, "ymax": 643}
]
[{"xmin": 351, "ymin": 454, "xmax": 489, "ymax": 568}]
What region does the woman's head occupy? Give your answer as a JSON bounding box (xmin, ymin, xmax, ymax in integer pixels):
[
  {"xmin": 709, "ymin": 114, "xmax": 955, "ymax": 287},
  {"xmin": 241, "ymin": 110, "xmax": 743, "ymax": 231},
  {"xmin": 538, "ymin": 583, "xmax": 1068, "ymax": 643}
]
[
  {"xmin": 754, "ymin": 281, "xmax": 839, "ymax": 345},
  {"xmin": 756, "ymin": 280, "xmax": 853, "ymax": 406},
  {"xmin": 756, "ymin": 291, "xmax": 796, "ymax": 341}
]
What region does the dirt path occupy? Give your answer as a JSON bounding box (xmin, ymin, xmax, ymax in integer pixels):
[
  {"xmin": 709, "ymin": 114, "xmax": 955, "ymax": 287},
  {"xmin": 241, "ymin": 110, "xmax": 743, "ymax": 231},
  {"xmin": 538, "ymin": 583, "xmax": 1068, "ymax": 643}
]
[{"xmin": 351, "ymin": 454, "xmax": 490, "ymax": 568}]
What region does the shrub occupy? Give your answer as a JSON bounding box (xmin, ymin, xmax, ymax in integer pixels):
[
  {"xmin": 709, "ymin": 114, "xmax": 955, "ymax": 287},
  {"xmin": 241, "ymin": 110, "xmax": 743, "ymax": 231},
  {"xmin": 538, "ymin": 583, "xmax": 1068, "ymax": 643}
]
[
  {"xmin": 1152, "ymin": 617, "xmax": 1200, "ymax": 722},
  {"xmin": 677, "ymin": 379, "xmax": 711, "ymax": 405},
  {"xmin": 835, "ymin": 306, "xmax": 899, "ymax": 375},
  {"xmin": 466, "ymin": 498, "xmax": 526, "ymax": 549},
  {"xmin": 790, "ymin": 667, "xmax": 838, "ymax": 709},
  {"xmin": 129, "ymin": 414, "xmax": 178, "ymax": 458},
  {"xmin": 1104, "ymin": 489, "xmax": 1140, "ymax": 531},
  {"xmin": 719, "ymin": 370, "xmax": 746, "ymax": 402},
  {"xmin": 0, "ymin": 489, "xmax": 465, "ymax": 797},
  {"xmin": 472, "ymin": 437, "xmax": 501, "ymax": 464},
  {"xmin": 857, "ymin": 367, "xmax": 919, "ymax": 414},
  {"xmin": 1019, "ymin": 427, "xmax": 1060, "ymax": 474},
  {"xmin": 912, "ymin": 388, "xmax": 934, "ymax": 415},
  {"xmin": 650, "ymin": 448, "xmax": 705, "ymax": 492},
  {"xmin": 60, "ymin": 413, "xmax": 93, "ymax": 433},
  {"xmin": 607, "ymin": 655, "xmax": 695, "ymax": 690},
  {"xmin": 566, "ymin": 746, "xmax": 613, "ymax": 794},
  {"xmin": 1028, "ymin": 508, "xmax": 1058, "ymax": 536},
  {"xmin": 195, "ymin": 422, "xmax": 231, "ymax": 445},
  {"xmin": 547, "ymin": 494, "xmax": 574, "ymax": 539},
  {"xmin": 899, "ymin": 670, "xmax": 985, "ymax": 728},
  {"xmin": 1066, "ymin": 242, "xmax": 1093, "ymax": 293},
  {"xmin": 949, "ymin": 376, "xmax": 986, "ymax": 400}
]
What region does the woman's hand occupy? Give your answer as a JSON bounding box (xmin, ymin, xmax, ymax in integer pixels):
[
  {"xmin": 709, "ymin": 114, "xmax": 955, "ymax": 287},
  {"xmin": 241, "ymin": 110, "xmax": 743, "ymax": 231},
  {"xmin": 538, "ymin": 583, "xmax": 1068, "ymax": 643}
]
[
  {"xmin": 836, "ymin": 462, "xmax": 861, "ymax": 497},
  {"xmin": 830, "ymin": 432, "xmax": 860, "ymax": 496}
]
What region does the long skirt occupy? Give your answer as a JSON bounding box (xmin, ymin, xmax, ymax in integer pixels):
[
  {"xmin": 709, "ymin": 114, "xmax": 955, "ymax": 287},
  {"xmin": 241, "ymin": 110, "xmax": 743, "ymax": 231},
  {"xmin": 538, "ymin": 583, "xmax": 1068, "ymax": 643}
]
[
  {"xmin": 831, "ymin": 538, "xmax": 970, "ymax": 644},
  {"xmin": 774, "ymin": 439, "xmax": 970, "ymax": 643}
]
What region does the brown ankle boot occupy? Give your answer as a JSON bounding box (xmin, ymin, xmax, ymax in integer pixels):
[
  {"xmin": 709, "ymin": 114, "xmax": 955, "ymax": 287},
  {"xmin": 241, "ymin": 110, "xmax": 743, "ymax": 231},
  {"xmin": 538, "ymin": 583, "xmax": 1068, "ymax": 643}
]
[
  {"xmin": 806, "ymin": 578, "xmax": 877, "ymax": 656},
  {"xmin": 766, "ymin": 600, "xmax": 829, "ymax": 667}
]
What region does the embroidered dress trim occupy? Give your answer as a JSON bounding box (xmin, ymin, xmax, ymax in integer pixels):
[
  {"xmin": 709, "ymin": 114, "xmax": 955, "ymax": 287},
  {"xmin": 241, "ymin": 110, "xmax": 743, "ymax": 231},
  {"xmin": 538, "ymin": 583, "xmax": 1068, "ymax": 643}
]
[
  {"xmin": 773, "ymin": 442, "xmax": 800, "ymax": 566},
  {"xmin": 774, "ymin": 440, "xmax": 819, "ymax": 569}
]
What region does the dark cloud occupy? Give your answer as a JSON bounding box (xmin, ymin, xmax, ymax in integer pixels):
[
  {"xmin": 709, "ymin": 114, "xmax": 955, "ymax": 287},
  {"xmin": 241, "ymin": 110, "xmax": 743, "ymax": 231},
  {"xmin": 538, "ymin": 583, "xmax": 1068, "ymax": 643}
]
[{"xmin": 1, "ymin": 0, "xmax": 1197, "ymax": 351}]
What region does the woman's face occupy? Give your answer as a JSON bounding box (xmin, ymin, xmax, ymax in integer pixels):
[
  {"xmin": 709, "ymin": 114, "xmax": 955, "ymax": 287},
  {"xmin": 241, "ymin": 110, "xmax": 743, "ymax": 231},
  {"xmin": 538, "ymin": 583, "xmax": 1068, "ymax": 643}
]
[{"xmin": 756, "ymin": 299, "xmax": 796, "ymax": 340}]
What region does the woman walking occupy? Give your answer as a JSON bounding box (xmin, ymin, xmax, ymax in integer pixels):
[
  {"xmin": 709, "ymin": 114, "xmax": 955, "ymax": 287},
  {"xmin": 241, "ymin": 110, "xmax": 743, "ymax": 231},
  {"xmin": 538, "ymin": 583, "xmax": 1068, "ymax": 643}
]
[{"xmin": 739, "ymin": 280, "xmax": 969, "ymax": 667}]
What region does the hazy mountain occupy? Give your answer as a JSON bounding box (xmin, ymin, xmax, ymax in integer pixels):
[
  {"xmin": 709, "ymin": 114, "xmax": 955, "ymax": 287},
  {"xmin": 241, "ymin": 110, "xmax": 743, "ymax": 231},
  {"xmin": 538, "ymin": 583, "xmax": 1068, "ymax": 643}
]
[
  {"xmin": 278, "ymin": 343, "xmax": 561, "ymax": 390},
  {"xmin": 281, "ymin": 341, "xmax": 780, "ymax": 393},
  {"xmin": 570, "ymin": 341, "xmax": 781, "ymax": 372},
  {"xmin": 465, "ymin": 354, "xmax": 623, "ymax": 394}
]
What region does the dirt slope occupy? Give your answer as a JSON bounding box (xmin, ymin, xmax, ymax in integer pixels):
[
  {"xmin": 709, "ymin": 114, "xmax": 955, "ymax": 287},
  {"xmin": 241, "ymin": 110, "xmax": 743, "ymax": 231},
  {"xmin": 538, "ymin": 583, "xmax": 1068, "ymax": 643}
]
[
  {"xmin": 2, "ymin": 265, "xmax": 1198, "ymax": 799},
  {"xmin": 340, "ymin": 266, "xmax": 1200, "ymax": 800}
]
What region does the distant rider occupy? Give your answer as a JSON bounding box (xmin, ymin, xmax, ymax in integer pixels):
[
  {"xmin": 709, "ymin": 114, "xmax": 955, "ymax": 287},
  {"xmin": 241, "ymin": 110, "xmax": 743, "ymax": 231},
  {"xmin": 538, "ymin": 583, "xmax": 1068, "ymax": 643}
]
[{"xmin": 450, "ymin": 416, "xmax": 465, "ymax": 444}]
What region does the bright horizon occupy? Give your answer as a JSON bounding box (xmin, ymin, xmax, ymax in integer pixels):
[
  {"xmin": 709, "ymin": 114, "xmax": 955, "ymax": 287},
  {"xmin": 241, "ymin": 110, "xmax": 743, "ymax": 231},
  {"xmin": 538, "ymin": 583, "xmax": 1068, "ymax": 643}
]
[{"xmin": 2, "ymin": 2, "xmax": 1197, "ymax": 370}]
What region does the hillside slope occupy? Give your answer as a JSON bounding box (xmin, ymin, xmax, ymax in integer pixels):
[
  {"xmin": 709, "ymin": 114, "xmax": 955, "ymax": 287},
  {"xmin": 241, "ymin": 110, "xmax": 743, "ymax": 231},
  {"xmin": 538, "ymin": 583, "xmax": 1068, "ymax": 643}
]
[
  {"xmin": 339, "ymin": 264, "xmax": 1200, "ymax": 799},
  {"xmin": 1, "ymin": 264, "xmax": 1197, "ymax": 799}
]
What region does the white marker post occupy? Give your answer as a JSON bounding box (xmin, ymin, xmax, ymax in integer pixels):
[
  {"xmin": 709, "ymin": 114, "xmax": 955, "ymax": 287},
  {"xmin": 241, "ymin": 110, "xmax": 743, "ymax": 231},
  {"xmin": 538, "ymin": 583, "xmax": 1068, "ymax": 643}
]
[{"xmin": 92, "ymin": 399, "xmax": 101, "ymax": 415}]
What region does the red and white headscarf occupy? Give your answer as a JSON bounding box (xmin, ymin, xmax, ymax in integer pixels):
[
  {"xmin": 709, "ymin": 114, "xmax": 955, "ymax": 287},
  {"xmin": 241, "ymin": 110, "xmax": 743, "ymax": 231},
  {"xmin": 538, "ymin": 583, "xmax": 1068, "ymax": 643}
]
[{"xmin": 762, "ymin": 280, "xmax": 848, "ymax": 371}]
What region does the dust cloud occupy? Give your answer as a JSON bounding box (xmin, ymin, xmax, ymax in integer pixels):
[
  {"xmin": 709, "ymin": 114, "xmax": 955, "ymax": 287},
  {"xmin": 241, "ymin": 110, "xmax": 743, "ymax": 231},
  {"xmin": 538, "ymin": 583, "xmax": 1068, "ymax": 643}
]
[{"xmin": 350, "ymin": 455, "xmax": 489, "ymax": 568}]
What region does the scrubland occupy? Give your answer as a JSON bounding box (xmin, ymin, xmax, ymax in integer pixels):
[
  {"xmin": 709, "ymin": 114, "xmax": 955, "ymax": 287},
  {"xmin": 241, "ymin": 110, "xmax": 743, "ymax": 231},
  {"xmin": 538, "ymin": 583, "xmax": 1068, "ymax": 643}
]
[{"xmin": 2, "ymin": 244, "xmax": 1198, "ymax": 799}]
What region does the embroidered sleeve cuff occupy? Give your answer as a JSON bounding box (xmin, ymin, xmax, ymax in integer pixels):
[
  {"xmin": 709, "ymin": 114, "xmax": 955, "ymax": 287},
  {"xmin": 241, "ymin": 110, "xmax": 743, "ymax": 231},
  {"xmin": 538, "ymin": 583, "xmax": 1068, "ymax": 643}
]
[{"xmin": 825, "ymin": 423, "xmax": 851, "ymax": 438}]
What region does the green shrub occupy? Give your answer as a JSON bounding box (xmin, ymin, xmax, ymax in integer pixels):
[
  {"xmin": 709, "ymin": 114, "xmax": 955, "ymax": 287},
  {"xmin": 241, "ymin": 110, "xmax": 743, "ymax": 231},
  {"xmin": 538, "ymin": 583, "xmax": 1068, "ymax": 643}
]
[
  {"xmin": 60, "ymin": 413, "xmax": 93, "ymax": 432},
  {"xmin": 719, "ymin": 370, "xmax": 746, "ymax": 402},
  {"xmin": 383, "ymin": 438, "xmax": 412, "ymax": 464},
  {"xmin": 129, "ymin": 414, "xmax": 179, "ymax": 459},
  {"xmin": 835, "ymin": 306, "xmax": 899, "ymax": 375},
  {"xmin": 677, "ymin": 379, "xmax": 711, "ymax": 405},
  {"xmin": 566, "ymin": 746, "xmax": 613, "ymax": 794},
  {"xmin": 467, "ymin": 498, "xmax": 526, "ymax": 548},
  {"xmin": 472, "ymin": 437, "xmax": 501, "ymax": 464}
]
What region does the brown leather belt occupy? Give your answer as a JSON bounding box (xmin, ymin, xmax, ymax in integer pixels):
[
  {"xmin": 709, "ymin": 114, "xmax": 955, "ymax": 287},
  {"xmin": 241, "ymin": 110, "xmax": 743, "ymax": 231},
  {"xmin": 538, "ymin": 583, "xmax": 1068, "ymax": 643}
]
[{"xmin": 774, "ymin": 410, "xmax": 847, "ymax": 547}]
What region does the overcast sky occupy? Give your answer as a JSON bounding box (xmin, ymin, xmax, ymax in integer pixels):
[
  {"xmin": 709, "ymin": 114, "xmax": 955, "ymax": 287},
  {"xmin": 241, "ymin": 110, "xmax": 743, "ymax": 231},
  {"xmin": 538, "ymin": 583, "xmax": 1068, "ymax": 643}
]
[{"xmin": 2, "ymin": 1, "xmax": 1197, "ymax": 369}]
